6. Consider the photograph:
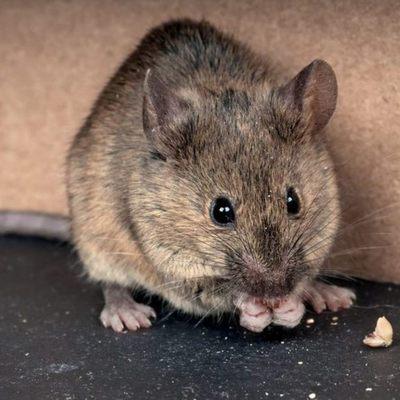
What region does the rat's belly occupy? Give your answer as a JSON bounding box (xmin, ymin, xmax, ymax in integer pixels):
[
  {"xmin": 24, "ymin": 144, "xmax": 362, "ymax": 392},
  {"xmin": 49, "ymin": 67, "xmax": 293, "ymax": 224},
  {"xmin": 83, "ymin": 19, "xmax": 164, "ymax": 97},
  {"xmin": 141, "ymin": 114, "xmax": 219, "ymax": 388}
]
[{"xmin": 155, "ymin": 283, "xmax": 235, "ymax": 317}]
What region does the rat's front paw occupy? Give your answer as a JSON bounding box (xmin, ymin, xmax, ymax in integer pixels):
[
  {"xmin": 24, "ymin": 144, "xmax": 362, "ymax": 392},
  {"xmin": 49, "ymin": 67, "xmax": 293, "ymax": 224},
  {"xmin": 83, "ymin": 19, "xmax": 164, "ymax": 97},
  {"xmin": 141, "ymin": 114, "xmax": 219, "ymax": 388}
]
[
  {"xmin": 271, "ymin": 296, "xmax": 305, "ymax": 328},
  {"xmin": 100, "ymin": 286, "xmax": 156, "ymax": 332},
  {"xmin": 235, "ymin": 296, "xmax": 273, "ymax": 333},
  {"xmin": 302, "ymin": 281, "xmax": 356, "ymax": 314}
]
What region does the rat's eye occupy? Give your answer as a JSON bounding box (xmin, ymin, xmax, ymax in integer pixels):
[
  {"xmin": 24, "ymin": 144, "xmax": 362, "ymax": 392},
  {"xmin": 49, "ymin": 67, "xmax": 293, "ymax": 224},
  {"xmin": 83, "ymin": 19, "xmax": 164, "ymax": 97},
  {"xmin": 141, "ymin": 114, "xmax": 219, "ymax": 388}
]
[
  {"xmin": 210, "ymin": 197, "xmax": 235, "ymax": 227},
  {"xmin": 286, "ymin": 187, "xmax": 301, "ymax": 216}
]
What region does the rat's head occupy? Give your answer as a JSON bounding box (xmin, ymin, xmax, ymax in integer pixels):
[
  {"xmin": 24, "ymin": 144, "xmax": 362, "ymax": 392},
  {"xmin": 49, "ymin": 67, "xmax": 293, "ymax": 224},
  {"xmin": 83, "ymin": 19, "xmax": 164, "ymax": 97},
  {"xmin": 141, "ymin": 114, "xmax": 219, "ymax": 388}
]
[{"xmin": 137, "ymin": 60, "xmax": 339, "ymax": 304}]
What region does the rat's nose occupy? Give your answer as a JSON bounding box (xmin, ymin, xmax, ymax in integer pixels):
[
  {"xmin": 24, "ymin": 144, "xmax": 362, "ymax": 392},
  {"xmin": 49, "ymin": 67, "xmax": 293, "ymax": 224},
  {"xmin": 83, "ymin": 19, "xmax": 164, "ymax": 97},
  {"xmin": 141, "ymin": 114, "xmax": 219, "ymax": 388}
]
[{"xmin": 241, "ymin": 254, "xmax": 294, "ymax": 299}]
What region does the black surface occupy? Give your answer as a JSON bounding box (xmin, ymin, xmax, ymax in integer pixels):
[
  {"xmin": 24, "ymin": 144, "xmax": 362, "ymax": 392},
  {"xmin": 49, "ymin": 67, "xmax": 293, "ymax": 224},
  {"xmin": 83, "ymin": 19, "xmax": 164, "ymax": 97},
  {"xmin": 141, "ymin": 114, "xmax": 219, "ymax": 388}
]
[{"xmin": 0, "ymin": 237, "xmax": 399, "ymax": 400}]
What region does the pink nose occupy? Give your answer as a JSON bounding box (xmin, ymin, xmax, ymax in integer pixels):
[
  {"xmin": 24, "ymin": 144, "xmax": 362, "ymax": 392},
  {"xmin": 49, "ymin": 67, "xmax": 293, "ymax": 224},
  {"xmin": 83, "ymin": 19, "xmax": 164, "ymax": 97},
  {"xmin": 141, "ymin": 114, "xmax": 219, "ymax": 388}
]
[{"xmin": 241, "ymin": 254, "xmax": 294, "ymax": 298}]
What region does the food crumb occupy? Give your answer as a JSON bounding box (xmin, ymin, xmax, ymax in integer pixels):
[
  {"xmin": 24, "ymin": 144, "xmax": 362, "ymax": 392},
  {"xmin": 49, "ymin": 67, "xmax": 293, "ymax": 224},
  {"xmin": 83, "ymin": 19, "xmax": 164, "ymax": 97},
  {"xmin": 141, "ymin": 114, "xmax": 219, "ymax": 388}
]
[
  {"xmin": 306, "ymin": 318, "xmax": 315, "ymax": 324},
  {"xmin": 332, "ymin": 316, "xmax": 338, "ymax": 322},
  {"xmin": 309, "ymin": 393, "xmax": 316, "ymax": 399},
  {"xmin": 363, "ymin": 316, "xmax": 393, "ymax": 348},
  {"xmin": 330, "ymin": 322, "xmax": 338, "ymax": 326}
]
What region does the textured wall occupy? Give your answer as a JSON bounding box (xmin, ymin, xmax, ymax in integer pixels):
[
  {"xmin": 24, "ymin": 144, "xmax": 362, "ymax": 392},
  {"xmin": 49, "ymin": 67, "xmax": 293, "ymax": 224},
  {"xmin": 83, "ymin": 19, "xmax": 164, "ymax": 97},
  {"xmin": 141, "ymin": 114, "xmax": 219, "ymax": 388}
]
[{"xmin": 0, "ymin": 0, "xmax": 399, "ymax": 281}]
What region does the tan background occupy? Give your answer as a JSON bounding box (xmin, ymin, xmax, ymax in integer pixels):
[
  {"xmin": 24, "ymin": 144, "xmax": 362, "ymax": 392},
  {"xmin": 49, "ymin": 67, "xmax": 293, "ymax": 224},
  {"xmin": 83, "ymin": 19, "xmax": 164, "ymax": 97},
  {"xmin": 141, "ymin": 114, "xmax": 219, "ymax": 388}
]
[{"xmin": 0, "ymin": 0, "xmax": 399, "ymax": 282}]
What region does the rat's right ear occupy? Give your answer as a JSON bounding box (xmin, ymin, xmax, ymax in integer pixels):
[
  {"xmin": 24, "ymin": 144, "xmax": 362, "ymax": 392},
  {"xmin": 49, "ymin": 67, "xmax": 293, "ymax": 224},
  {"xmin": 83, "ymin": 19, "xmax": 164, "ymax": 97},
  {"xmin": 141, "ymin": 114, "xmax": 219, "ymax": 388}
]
[
  {"xmin": 276, "ymin": 59, "xmax": 338, "ymax": 135},
  {"xmin": 143, "ymin": 69, "xmax": 190, "ymax": 159}
]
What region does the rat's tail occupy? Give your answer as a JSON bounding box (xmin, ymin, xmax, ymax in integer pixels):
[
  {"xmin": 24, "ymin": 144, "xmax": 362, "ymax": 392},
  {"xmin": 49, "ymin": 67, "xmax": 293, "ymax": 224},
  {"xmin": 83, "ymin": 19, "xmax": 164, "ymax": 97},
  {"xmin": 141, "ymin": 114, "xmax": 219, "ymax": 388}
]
[{"xmin": 0, "ymin": 211, "xmax": 71, "ymax": 242}]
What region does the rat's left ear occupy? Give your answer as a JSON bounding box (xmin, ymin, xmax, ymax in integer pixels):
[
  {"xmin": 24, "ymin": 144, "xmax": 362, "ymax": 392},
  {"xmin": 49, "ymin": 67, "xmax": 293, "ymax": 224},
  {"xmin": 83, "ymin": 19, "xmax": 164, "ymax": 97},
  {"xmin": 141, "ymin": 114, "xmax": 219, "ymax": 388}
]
[{"xmin": 276, "ymin": 59, "xmax": 338, "ymax": 134}]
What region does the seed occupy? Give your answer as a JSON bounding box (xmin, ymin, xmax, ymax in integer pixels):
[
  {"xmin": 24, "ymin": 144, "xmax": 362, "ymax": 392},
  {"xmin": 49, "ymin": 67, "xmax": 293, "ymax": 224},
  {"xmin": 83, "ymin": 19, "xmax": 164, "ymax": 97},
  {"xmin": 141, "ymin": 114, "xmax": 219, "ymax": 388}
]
[{"xmin": 363, "ymin": 316, "xmax": 393, "ymax": 348}]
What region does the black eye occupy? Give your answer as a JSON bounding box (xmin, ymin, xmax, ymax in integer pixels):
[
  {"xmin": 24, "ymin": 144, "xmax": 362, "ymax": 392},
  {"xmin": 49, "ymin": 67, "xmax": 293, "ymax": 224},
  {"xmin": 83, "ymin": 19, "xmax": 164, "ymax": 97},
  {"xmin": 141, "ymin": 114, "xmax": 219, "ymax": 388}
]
[
  {"xmin": 210, "ymin": 197, "xmax": 235, "ymax": 226},
  {"xmin": 287, "ymin": 187, "xmax": 301, "ymax": 216}
]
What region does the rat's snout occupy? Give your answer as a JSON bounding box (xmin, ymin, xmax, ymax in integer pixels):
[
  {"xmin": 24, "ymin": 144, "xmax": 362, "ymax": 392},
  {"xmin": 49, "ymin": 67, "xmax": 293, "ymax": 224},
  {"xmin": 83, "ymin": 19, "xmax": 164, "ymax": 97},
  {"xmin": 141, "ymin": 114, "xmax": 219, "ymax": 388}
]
[{"xmin": 239, "ymin": 253, "xmax": 295, "ymax": 299}]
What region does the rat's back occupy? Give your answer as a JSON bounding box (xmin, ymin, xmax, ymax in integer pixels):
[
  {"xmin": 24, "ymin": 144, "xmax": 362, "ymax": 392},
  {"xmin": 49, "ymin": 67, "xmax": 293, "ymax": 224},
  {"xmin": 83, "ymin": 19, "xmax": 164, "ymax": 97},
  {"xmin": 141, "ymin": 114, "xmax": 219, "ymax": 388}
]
[{"xmin": 126, "ymin": 19, "xmax": 271, "ymax": 88}]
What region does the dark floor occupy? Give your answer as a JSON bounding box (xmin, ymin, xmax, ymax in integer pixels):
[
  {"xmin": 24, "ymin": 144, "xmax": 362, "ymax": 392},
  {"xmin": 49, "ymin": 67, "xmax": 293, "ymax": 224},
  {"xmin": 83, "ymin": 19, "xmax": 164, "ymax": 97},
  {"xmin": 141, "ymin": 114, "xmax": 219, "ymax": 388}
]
[{"xmin": 0, "ymin": 237, "xmax": 399, "ymax": 400}]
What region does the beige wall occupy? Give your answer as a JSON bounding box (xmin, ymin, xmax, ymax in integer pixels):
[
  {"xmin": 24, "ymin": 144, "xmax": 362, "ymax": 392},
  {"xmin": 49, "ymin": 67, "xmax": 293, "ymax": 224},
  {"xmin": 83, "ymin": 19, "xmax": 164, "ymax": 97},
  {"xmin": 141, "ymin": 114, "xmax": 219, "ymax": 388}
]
[{"xmin": 0, "ymin": 0, "xmax": 399, "ymax": 282}]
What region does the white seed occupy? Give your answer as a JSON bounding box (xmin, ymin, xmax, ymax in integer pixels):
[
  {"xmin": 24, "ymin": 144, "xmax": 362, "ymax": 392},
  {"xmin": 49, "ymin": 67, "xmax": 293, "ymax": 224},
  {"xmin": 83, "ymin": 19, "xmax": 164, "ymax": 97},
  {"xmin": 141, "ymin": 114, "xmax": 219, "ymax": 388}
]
[
  {"xmin": 309, "ymin": 394, "xmax": 316, "ymax": 399},
  {"xmin": 332, "ymin": 316, "xmax": 338, "ymax": 322},
  {"xmin": 306, "ymin": 318, "xmax": 315, "ymax": 324},
  {"xmin": 363, "ymin": 316, "xmax": 393, "ymax": 348}
]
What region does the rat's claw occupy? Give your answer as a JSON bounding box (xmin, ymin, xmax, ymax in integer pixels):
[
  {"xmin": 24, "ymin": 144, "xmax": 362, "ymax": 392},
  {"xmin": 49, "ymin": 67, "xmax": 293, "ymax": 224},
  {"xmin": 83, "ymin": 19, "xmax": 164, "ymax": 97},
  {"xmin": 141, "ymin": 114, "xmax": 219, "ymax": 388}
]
[
  {"xmin": 302, "ymin": 281, "xmax": 356, "ymax": 313},
  {"xmin": 100, "ymin": 286, "xmax": 156, "ymax": 332},
  {"xmin": 132, "ymin": 302, "xmax": 157, "ymax": 319},
  {"xmin": 100, "ymin": 302, "xmax": 153, "ymax": 332},
  {"xmin": 272, "ymin": 295, "xmax": 305, "ymax": 328}
]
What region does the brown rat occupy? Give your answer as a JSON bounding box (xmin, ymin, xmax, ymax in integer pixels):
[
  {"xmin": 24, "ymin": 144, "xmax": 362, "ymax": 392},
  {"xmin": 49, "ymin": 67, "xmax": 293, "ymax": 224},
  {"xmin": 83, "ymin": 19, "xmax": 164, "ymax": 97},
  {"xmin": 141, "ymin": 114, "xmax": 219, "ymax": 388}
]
[{"xmin": 65, "ymin": 19, "xmax": 355, "ymax": 333}]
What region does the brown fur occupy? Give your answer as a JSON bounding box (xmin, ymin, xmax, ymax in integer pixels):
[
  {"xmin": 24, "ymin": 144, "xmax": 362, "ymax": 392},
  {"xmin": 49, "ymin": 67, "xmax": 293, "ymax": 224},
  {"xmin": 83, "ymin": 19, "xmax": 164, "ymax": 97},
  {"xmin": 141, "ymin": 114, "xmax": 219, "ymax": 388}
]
[{"xmin": 67, "ymin": 19, "xmax": 340, "ymax": 317}]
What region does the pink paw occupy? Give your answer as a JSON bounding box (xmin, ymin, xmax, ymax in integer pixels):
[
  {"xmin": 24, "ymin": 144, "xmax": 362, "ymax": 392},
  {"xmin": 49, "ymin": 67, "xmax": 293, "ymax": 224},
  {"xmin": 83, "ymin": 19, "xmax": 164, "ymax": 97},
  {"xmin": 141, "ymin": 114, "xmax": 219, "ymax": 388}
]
[
  {"xmin": 235, "ymin": 296, "xmax": 273, "ymax": 333},
  {"xmin": 272, "ymin": 296, "xmax": 305, "ymax": 328},
  {"xmin": 100, "ymin": 287, "xmax": 156, "ymax": 332},
  {"xmin": 302, "ymin": 281, "xmax": 356, "ymax": 314},
  {"xmin": 100, "ymin": 300, "xmax": 156, "ymax": 332}
]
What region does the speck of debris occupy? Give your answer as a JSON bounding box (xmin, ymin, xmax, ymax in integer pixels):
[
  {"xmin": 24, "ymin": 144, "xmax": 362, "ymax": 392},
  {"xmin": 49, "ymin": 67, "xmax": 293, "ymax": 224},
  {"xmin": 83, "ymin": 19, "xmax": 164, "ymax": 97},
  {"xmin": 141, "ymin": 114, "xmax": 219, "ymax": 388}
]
[
  {"xmin": 21, "ymin": 319, "xmax": 27, "ymax": 323},
  {"xmin": 365, "ymin": 388, "xmax": 372, "ymax": 392},
  {"xmin": 306, "ymin": 318, "xmax": 315, "ymax": 324},
  {"xmin": 281, "ymin": 341, "xmax": 285, "ymax": 344},
  {"xmin": 25, "ymin": 353, "xmax": 29, "ymax": 357},
  {"xmin": 332, "ymin": 316, "xmax": 338, "ymax": 322},
  {"xmin": 330, "ymin": 322, "xmax": 338, "ymax": 326},
  {"xmin": 309, "ymin": 393, "xmax": 316, "ymax": 399},
  {"xmin": 46, "ymin": 363, "xmax": 78, "ymax": 374},
  {"xmin": 298, "ymin": 361, "xmax": 303, "ymax": 365}
]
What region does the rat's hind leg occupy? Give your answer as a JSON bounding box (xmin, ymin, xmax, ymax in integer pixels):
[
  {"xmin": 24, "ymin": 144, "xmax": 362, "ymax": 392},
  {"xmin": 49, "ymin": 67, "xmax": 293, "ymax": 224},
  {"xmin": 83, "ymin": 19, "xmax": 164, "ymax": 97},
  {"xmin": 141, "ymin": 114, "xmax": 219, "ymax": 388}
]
[
  {"xmin": 100, "ymin": 285, "xmax": 156, "ymax": 332},
  {"xmin": 302, "ymin": 281, "xmax": 356, "ymax": 314}
]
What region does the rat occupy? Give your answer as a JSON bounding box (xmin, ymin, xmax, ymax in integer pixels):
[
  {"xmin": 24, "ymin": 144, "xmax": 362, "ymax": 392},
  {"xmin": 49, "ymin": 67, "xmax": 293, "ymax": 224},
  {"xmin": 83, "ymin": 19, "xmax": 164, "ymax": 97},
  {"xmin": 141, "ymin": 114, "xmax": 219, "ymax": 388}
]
[{"xmin": 2, "ymin": 19, "xmax": 356, "ymax": 333}]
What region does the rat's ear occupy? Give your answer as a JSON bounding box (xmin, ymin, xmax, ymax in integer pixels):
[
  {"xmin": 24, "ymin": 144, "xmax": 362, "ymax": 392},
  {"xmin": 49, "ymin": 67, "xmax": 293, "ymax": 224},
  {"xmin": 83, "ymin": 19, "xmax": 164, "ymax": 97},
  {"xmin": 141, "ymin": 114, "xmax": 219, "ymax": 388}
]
[
  {"xmin": 143, "ymin": 69, "xmax": 190, "ymax": 158},
  {"xmin": 277, "ymin": 59, "xmax": 337, "ymax": 134}
]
